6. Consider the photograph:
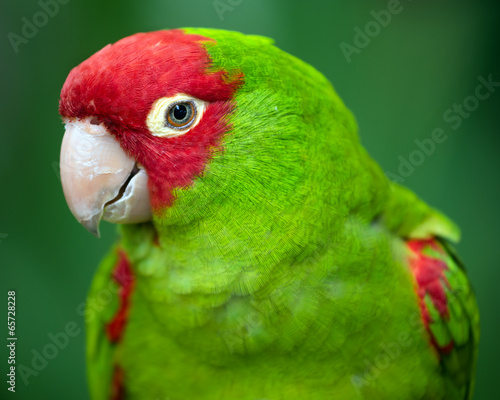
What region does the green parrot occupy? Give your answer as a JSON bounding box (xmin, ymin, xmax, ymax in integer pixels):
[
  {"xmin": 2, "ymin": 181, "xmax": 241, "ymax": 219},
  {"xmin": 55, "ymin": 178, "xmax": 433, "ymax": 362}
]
[{"xmin": 58, "ymin": 28, "xmax": 479, "ymax": 399}]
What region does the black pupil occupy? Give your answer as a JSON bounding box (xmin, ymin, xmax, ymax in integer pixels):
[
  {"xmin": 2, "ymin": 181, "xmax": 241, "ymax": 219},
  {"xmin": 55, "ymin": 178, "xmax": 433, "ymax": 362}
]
[{"xmin": 173, "ymin": 104, "xmax": 188, "ymax": 121}]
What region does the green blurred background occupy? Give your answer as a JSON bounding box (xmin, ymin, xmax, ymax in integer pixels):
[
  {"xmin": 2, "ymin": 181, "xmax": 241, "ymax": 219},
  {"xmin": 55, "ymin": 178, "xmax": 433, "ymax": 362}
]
[{"xmin": 1, "ymin": 0, "xmax": 499, "ymax": 399}]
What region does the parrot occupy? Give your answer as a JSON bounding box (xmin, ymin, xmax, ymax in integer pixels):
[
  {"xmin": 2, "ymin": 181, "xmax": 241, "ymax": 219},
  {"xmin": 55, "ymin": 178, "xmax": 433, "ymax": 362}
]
[{"xmin": 58, "ymin": 28, "xmax": 479, "ymax": 400}]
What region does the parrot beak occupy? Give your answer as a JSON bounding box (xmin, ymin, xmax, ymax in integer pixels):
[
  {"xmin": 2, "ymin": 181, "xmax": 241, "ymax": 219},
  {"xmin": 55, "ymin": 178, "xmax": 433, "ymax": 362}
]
[{"xmin": 60, "ymin": 118, "xmax": 152, "ymax": 237}]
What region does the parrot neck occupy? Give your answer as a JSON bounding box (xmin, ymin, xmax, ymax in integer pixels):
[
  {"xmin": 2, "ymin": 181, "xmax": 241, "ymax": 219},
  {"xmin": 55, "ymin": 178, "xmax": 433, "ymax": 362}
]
[{"xmin": 121, "ymin": 199, "xmax": 331, "ymax": 296}]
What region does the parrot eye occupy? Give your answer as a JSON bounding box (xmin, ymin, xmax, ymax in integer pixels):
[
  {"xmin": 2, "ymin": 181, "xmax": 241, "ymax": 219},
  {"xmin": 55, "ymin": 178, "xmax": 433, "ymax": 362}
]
[
  {"xmin": 146, "ymin": 94, "xmax": 206, "ymax": 138},
  {"xmin": 166, "ymin": 101, "xmax": 196, "ymax": 129}
]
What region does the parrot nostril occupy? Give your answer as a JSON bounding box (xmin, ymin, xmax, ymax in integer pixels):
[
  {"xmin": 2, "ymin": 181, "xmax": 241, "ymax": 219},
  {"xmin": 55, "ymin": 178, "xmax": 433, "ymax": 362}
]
[{"xmin": 89, "ymin": 117, "xmax": 100, "ymax": 125}]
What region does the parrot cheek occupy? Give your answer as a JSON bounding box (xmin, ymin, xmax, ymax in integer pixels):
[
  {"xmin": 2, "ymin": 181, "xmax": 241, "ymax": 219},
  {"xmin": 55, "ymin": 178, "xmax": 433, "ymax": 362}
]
[{"xmin": 60, "ymin": 118, "xmax": 152, "ymax": 237}]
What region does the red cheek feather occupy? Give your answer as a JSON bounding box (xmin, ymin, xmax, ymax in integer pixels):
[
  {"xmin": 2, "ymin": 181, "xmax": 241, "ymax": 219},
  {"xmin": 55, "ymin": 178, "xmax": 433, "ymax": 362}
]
[
  {"xmin": 59, "ymin": 29, "xmax": 243, "ymax": 211},
  {"xmin": 121, "ymin": 100, "xmax": 237, "ymax": 211}
]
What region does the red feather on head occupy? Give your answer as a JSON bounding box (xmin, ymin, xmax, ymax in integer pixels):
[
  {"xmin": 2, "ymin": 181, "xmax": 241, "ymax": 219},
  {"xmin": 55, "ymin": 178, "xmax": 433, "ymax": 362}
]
[{"xmin": 59, "ymin": 29, "xmax": 243, "ymax": 211}]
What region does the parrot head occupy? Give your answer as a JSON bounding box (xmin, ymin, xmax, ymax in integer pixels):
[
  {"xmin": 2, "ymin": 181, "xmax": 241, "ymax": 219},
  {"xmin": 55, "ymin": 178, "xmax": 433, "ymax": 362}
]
[
  {"xmin": 59, "ymin": 29, "xmax": 244, "ymax": 236},
  {"xmin": 59, "ymin": 28, "xmax": 374, "ymax": 250}
]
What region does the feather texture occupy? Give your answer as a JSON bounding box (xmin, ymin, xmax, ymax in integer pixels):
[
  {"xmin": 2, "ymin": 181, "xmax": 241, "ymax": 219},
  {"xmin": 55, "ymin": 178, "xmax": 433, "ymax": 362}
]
[{"xmin": 58, "ymin": 28, "xmax": 479, "ymax": 399}]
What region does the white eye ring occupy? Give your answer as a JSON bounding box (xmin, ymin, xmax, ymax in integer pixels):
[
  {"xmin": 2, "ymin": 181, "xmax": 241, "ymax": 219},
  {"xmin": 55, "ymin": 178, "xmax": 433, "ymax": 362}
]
[{"xmin": 146, "ymin": 94, "xmax": 207, "ymax": 137}]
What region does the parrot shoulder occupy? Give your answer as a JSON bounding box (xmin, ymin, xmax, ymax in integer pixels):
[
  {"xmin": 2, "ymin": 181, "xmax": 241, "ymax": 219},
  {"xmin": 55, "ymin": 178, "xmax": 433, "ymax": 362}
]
[
  {"xmin": 380, "ymin": 182, "xmax": 460, "ymax": 243},
  {"xmin": 405, "ymin": 237, "xmax": 479, "ymax": 399},
  {"xmin": 380, "ymin": 183, "xmax": 479, "ymax": 399},
  {"xmin": 86, "ymin": 244, "xmax": 134, "ymax": 400}
]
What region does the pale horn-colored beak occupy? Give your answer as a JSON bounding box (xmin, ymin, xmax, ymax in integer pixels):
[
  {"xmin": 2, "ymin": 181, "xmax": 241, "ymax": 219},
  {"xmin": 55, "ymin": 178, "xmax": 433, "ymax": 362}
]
[{"xmin": 60, "ymin": 117, "xmax": 152, "ymax": 237}]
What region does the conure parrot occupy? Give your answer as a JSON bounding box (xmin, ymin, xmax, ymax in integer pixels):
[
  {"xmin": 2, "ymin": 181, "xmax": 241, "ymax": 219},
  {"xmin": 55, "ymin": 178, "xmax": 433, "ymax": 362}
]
[{"xmin": 58, "ymin": 28, "xmax": 479, "ymax": 400}]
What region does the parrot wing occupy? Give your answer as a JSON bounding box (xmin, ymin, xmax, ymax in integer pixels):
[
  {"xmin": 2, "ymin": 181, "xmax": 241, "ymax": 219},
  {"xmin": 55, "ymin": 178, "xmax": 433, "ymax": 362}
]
[
  {"xmin": 381, "ymin": 183, "xmax": 479, "ymax": 399},
  {"xmin": 405, "ymin": 236, "xmax": 479, "ymax": 400},
  {"xmin": 86, "ymin": 245, "xmax": 131, "ymax": 400}
]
